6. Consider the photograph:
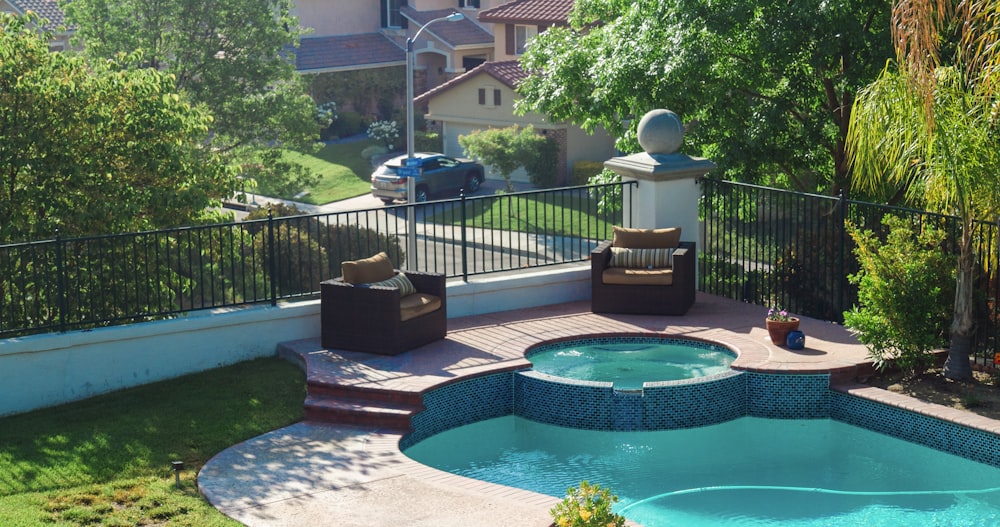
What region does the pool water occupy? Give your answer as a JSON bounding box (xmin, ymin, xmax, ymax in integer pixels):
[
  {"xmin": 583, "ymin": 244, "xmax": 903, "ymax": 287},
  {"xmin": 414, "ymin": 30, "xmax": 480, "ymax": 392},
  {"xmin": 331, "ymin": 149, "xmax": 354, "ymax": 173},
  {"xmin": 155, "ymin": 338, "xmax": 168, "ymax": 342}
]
[
  {"xmin": 404, "ymin": 416, "xmax": 1000, "ymax": 526},
  {"xmin": 527, "ymin": 339, "xmax": 734, "ymax": 389}
]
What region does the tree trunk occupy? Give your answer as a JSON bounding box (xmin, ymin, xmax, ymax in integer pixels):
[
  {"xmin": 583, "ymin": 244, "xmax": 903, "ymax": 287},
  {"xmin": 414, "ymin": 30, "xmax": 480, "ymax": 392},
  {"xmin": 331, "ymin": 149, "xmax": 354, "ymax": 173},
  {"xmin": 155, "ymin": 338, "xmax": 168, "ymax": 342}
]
[{"xmin": 943, "ymin": 226, "xmax": 976, "ymax": 381}]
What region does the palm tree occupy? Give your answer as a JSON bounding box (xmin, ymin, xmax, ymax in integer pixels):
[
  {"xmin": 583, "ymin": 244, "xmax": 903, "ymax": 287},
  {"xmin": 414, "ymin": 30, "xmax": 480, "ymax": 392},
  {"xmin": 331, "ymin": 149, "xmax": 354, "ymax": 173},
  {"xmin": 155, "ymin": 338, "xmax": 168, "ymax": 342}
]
[{"xmin": 847, "ymin": 0, "xmax": 1000, "ymax": 380}]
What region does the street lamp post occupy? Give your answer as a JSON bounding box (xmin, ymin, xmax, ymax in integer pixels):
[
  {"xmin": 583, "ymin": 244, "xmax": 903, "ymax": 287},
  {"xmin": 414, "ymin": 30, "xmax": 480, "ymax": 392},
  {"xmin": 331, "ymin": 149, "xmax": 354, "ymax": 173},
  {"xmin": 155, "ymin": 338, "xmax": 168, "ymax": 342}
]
[{"xmin": 405, "ymin": 11, "xmax": 463, "ymax": 270}]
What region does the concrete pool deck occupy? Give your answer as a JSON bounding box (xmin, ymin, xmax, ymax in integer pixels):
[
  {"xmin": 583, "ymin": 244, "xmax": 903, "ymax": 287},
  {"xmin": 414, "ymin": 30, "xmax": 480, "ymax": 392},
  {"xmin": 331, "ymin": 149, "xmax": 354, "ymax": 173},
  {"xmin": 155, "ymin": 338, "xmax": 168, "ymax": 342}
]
[{"xmin": 198, "ymin": 293, "xmax": 994, "ymax": 527}]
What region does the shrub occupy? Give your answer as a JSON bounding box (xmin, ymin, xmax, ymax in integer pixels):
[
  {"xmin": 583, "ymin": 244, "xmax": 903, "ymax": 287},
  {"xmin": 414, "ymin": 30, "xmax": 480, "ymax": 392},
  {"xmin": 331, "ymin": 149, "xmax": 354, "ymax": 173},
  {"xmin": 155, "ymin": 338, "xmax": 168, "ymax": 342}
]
[
  {"xmin": 414, "ymin": 130, "xmax": 442, "ymax": 153},
  {"xmin": 550, "ymin": 481, "xmax": 626, "ymax": 527},
  {"xmin": 367, "ymin": 120, "xmax": 400, "ymax": 150},
  {"xmin": 844, "ymin": 215, "xmax": 955, "ymax": 375},
  {"xmin": 328, "ymin": 110, "xmax": 366, "ymax": 138},
  {"xmin": 571, "ymin": 161, "xmax": 604, "ymax": 186}
]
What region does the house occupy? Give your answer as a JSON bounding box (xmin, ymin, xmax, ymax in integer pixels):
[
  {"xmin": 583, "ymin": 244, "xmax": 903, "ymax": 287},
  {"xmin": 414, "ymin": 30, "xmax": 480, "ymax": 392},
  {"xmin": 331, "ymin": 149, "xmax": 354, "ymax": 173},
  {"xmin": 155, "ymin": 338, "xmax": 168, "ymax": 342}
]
[
  {"xmin": 1, "ymin": 0, "xmax": 72, "ymax": 50},
  {"xmin": 414, "ymin": 0, "xmax": 616, "ymax": 184},
  {"xmin": 293, "ymin": 1, "xmax": 499, "ymax": 96}
]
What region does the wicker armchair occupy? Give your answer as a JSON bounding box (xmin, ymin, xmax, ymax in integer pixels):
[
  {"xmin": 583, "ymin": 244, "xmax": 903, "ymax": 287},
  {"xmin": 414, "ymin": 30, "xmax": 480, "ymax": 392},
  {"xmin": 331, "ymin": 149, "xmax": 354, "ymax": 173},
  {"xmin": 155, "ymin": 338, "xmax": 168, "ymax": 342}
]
[
  {"xmin": 320, "ymin": 253, "xmax": 447, "ymax": 355},
  {"xmin": 591, "ymin": 227, "xmax": 696, "ymax": 315}
]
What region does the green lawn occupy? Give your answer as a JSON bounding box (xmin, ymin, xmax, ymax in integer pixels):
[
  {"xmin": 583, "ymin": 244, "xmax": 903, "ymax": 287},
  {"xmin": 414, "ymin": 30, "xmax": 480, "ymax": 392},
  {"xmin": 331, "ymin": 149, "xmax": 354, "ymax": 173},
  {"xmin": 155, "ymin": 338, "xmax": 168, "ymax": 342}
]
[
  {"xmin": 426, "ymin": 192, "xmax": 619, "ymax": 240},
  {"xmin": 279, "ymin": 139, "xmax": 388, "ymax": 205},
  {"xmin": 0, "ymin": 357, "xmax": 305, "ymax": 526}
]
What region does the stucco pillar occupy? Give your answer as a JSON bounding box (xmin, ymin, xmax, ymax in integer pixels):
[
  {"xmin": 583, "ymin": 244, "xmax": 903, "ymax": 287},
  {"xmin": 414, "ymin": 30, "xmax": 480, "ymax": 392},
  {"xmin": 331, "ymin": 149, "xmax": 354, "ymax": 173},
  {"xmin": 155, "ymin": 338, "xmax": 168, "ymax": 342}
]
[{"xmin": 604, "ymin": 109, "xmax": 715, "ymax": 247}]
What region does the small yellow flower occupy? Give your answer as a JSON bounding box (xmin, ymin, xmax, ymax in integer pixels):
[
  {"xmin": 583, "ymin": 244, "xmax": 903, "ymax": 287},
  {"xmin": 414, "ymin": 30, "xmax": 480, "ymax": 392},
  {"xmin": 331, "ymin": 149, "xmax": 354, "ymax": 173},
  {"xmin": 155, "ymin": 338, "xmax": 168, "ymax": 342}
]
[
  {"xmin": 579, "ymin": 508, "xmax": 592, "ymax": 521},
  {"xmin": 556, "ymin": 516, "xmax": 571, "ymax": 527}
]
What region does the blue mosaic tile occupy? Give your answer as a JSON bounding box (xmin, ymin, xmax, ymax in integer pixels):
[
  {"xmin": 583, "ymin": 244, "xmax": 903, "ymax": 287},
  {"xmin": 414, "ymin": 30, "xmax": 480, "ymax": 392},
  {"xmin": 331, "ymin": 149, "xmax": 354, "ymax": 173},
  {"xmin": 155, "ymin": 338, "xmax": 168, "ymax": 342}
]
[
  {"xmin": 514, "ymin": 370, "xmax": 614, "ymax": 430},
  {"xmin": 401, "ymin": 372, "xmax": 513, "ymax": 449},
  {"xmin": 748, "ymin": 373, "xmax": 830, "ymax": 419},
  {"xmin": 644, "ymin": 371, "xmax": 746, "ymax": 429},
  {"xmin": 831, "ymin": 391, "xmax": 1000, "ymax": 468}
]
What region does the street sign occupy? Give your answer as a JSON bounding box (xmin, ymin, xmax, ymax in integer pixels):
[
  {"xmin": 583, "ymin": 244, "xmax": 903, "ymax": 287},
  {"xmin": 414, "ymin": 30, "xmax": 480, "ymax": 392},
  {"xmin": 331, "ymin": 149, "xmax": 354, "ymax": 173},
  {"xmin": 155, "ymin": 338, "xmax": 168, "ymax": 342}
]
[
  {"xmin": 397, "ymin": 166, "xmax": 420, "ymax": 178},
  {"xmin": 404, "ymin": 157, "xmax": 422, "ymax": 168}
]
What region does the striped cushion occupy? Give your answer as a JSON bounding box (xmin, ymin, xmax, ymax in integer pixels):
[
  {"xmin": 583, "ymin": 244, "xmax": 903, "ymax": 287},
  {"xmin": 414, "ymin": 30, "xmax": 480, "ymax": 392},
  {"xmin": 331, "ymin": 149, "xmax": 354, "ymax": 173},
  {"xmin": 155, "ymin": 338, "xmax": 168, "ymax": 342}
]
[
  {"xmin": 365, "ymin": 272, "xmax": 417, "ymax": 297},
  {"xmin": 609, "ymin": 247, "xmax": 674, "ymax": 269}
]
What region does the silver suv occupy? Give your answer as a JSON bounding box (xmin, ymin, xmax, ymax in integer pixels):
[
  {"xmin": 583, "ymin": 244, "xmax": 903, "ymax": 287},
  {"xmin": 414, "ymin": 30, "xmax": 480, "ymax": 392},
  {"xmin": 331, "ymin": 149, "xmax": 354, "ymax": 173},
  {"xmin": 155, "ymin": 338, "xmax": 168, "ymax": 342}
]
[{"xmin": 370, "ymin": 153, "xmax": 485, "ymax": 204}]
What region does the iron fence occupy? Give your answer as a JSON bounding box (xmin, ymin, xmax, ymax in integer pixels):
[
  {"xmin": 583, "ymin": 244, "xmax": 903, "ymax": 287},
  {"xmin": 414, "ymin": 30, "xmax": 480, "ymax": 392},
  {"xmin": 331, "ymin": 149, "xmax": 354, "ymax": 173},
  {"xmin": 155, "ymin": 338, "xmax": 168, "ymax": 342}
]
[
  {"xmin": 701, "ymin": 178, "xmax": 1000, "ymax": 366},
  {"xmin": 0, "ymin": 182, "xmax": 634, "ymax": 337}
]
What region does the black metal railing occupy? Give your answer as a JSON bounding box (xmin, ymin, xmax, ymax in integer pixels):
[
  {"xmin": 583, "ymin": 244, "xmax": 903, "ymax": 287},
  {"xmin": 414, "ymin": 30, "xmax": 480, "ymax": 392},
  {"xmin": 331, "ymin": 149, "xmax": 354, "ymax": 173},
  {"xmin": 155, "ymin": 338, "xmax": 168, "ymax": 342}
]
[
  {"xmin": 701, "ymin": 178, "xmax": 1000, "ymax": 366},
  {"xmin": 0, "ymin": 182, "xmax": 635, "ymax": 337}
]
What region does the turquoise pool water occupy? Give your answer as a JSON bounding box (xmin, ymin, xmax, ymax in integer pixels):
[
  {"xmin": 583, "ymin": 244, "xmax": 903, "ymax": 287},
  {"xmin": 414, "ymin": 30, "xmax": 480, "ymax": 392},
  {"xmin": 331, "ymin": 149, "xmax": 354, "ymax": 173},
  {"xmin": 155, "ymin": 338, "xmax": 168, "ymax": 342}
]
[
  {"xmin": 404, "ymin": 415, "xmax": 1000, "ymax": 526},
  {"xmin": 526, "ymin": 338, "xmax": 734, "ymax": 389}
]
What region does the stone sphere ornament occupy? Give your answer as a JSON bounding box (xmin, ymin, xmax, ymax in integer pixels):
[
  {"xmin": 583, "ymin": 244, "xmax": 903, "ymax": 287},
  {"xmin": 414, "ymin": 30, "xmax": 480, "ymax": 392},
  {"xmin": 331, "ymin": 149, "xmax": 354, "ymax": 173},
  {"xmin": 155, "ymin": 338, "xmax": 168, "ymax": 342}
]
[{"xmin": 636, "ymin": 109, "xmax": 684, "ymax": 155}]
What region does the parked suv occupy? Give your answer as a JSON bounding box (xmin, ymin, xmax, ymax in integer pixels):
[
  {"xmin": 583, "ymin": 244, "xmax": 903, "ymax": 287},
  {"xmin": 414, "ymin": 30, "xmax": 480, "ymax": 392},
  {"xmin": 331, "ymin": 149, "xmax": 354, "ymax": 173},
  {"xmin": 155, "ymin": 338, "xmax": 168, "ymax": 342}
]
[{"xmin": 370, "ymin": 152, "xmax": 485, "ymax": 204}]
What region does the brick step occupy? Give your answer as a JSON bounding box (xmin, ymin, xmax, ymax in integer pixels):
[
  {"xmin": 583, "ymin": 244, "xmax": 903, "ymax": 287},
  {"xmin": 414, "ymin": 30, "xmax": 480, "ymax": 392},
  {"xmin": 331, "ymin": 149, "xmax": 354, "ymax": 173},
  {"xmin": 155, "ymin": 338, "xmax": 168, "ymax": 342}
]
[
  {"xmin": 303, "ymin": 394, "xmax": 424, "ymax": 432},
  {"xmin": 306, "ymin": 381, "xmax": 424, "ymax": 407}
]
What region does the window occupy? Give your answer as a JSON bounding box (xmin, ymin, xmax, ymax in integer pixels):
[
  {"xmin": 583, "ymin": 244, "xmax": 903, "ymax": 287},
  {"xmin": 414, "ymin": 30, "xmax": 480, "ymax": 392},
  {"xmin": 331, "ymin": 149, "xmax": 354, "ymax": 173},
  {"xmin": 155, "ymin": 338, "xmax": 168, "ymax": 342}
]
[
  {"xmin": 382, "ymin": 0, "xmax": 403, "ymax": 28},
  {"xmin": 478, "ymin": 86, "xmax": 502, "ymax": 108},
  {"xmin": 459, "ymin": 0, "xmax": 480, "ymax": 8},
  {"xmin": 514, "ymin": 25, "xmax": 538, "ymax": 55}
]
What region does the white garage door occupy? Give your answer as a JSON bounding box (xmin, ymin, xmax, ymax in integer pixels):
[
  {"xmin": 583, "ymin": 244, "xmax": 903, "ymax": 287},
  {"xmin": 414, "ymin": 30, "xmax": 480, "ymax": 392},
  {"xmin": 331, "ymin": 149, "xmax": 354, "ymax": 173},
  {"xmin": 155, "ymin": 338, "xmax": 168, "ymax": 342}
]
[{"xmin": 444, "ymin": 122, "xmax": 529, "ymax": 183}]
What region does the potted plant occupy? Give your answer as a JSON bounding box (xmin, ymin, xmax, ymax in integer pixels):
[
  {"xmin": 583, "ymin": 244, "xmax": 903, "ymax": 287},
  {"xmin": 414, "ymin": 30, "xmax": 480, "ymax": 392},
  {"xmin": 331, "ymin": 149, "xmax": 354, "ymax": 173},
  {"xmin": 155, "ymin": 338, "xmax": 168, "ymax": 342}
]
[{"xmin": 765, "ymin": 307, "xmax": 799, "ymax": 346}]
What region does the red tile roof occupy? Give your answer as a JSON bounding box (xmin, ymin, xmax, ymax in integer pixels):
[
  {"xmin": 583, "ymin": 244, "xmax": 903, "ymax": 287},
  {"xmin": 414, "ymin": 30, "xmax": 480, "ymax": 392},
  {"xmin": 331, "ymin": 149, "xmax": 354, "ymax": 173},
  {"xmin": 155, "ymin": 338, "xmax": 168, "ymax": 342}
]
[
  {"xmin": 414, "ymin": 60, "xmax": 527, "ymax": 105},
  {"xmin": 295, "ymin": 33, "xmax": 404, "ymax": 72},
  {"xmin": 400, "ymin": 6, "xmax": 493, "ymax": 48},
  {"xmin": 478, "ymin": 0, "xmax": 574, "ymax": 25}
]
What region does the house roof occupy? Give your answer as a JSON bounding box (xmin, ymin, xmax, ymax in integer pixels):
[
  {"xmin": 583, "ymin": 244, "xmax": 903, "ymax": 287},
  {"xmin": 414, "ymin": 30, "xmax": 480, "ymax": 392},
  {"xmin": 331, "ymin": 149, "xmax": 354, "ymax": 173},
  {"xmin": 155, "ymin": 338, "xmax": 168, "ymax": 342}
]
[
  {"xmin": 415, "ymin": 60, "xmax": 527, "ymax": 105},
  {"xmin": 295, "ymin": 33, "xmax": 404, "ymax": 72},
  {"xmin": 400, "ymin": 6, "xmax": 493, "ymax": 48},
  {"xmin": 5, "ymin": 0, "xmax": 68, "ymax": 31},
  {"xmin": 478, "ymin": 0, "xmax": 574, "ymax": 25}
]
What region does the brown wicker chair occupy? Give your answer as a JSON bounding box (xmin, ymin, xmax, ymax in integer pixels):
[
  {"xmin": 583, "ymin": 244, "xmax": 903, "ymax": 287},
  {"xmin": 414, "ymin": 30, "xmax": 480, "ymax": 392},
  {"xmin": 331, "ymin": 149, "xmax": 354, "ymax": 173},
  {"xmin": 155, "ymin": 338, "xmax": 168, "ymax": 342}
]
[
  {"xmin": 320, "ymin": 253, "xmax": 447, "ymax": 355},
  {"xmin": 591, "ymin": 227, "xmax": 696, "ymax": 315}
]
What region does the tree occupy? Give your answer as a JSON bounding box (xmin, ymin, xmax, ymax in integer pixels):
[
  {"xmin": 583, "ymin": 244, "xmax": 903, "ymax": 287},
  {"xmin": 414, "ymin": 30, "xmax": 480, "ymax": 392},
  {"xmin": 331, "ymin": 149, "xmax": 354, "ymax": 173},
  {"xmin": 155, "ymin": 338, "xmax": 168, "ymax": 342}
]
[
  {"xmin": 846, "ymin": 0, "xmax": 1000, "ymax": 380},
  {"xmin": 516, "ymin": 0, "xmax": 892, "ymax": 196},
  {"xmin": 459, "ymin": 126, "xmax": 559, "ymax": 190},
  {"xmin": 0, "ymin": 13, "xmax": 231, "ymax": 243},
  {"xmin": 62, "ymin": 0, "xmax": 325, "ymax": 194}
]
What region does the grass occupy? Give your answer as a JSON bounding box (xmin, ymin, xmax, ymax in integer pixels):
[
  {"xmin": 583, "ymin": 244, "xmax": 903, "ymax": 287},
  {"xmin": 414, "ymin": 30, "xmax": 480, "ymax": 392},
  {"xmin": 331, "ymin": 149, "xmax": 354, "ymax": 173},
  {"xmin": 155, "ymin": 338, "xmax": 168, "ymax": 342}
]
[
  {"xmin": 425, "ymin": 192, "xmax": 618, "ymax": 239},
  {"xmin": 278, "ymin": 139, "xmax": 383, "ymax": 205},
  {"xmin": 0, "ymin": 357, "xmax": 305, "ymax": 526}
]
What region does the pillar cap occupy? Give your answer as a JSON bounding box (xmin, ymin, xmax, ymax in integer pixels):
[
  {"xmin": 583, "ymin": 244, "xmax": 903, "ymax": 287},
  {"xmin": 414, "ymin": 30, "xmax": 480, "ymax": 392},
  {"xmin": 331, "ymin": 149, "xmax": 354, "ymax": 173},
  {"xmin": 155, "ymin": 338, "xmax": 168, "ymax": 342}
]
[
  {"xmin": 637, "ymin": 109, "xmax": 683, "ymax": 155},
  {"xmin": 605, "ymin": 109, "xmax": 715, "ymax": 181}
]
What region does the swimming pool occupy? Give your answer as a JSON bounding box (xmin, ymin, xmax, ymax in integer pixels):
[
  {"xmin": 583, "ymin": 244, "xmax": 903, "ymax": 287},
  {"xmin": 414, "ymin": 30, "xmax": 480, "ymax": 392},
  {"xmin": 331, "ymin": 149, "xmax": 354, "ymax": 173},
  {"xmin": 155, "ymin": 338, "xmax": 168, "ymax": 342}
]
[
  {"xmin": 526, "ymin": 336, "xmax": 734, "ymax": 390},
  {"xmin": 404, "ymin": 415, "xmax": 1000, "ymax": 526}
]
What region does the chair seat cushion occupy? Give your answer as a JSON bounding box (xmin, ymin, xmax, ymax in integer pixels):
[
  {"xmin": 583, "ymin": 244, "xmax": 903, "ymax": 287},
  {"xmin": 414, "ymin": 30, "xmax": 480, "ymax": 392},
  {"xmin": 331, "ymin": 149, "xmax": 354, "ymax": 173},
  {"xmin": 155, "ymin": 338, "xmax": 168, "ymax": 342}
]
[
  {"xmin": 602, "ymin": 267, "xmax": 674, "ymax": 286},
  {"xmin": 400, "ymin": 293, "xmax": 442, "ymax": 322}
]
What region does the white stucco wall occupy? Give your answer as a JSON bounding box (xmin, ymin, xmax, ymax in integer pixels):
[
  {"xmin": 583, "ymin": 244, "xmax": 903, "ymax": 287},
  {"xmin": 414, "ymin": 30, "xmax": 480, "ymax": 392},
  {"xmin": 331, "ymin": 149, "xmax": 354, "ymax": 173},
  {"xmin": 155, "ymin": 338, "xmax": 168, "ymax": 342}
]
[{"xmin": 0, "ymin": 265, "xmax": 590, "ymax": 417}]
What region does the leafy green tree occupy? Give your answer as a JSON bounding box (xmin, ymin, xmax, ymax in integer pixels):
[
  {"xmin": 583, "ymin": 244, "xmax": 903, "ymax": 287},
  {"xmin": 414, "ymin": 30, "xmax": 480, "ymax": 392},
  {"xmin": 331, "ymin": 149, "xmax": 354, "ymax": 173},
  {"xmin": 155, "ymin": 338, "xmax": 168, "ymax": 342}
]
[
  {"xmin": 459, "ymin": 125, "xmax": 558, "ymax": 190},
  {"xmin": 516, "ymin": 0, "xmax": 892, "ymax": 196},
  {"xmin": 0, "ymin": 13, "xmax": 231, "ymax": 243},
  {"xmin": 845, "ymin": 216, "xmax": 955, "ymax": 375},
  {"xmin": 847, "ymin": 0, "xmax": 1000, "ymax": 380},
  {"xmin": 62, "ymin": 0, "xmax": 325, "ymax": 195}
]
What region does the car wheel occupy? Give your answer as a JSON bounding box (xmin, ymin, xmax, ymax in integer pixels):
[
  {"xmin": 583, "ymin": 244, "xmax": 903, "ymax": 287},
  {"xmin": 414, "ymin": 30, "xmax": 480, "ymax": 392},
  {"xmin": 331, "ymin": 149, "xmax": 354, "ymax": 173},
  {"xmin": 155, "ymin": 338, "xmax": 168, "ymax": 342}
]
[
  {"xmin": 465, "ymin": 173, "xmax": 482, "ymax": 193},
  {"xmin": 414, "ymin": 186, "xmax": 429, "ymax": 203},
  {"xmin": 380, "ymin": 198, "xmax": 394, "ymax": 205}
]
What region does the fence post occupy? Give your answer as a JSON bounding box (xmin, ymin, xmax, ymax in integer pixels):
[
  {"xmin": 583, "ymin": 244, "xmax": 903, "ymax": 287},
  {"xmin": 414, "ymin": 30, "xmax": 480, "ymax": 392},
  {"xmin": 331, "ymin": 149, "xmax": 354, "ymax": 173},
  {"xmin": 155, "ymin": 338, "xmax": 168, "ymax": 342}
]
[
  {"xmin": 55, "ymin": 230, "xmax": 68, "ymax": 333},
  {"xmin": 460, "ymin": 189, "xmax": 469, "ymax": 281},
  {"xmin": 267, "ymin": 208, "xmax": 277, "ymax": 306},
  {"xmin": 837, "ymin": 189, "xmax": 847, "ymax": 323}
]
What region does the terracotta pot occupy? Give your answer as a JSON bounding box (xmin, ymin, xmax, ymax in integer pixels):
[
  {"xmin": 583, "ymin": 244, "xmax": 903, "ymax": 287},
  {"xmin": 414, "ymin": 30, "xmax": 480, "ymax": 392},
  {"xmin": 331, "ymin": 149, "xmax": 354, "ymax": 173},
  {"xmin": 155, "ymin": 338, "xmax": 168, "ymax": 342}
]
[{"xmin": 765, "ymin": 318, "xmax": 800, "ymax": 346}]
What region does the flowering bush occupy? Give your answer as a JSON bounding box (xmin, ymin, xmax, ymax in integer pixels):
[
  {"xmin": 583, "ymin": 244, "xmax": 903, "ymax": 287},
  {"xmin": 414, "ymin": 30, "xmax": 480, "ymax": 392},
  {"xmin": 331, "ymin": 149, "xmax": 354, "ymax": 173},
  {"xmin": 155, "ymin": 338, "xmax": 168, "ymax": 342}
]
[
  {"xmin": 367, "ymin": 119, "xmax": 399, "ymax": 150},
  {"xmin": 550, "ymin": 481, "xmax": 626, "ymax": 527},
  {"xmin": 766, "ymin": 306, "xmax": 794, "ymax": 322}
]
